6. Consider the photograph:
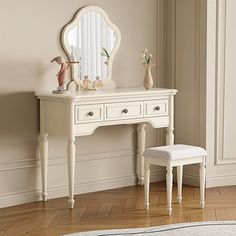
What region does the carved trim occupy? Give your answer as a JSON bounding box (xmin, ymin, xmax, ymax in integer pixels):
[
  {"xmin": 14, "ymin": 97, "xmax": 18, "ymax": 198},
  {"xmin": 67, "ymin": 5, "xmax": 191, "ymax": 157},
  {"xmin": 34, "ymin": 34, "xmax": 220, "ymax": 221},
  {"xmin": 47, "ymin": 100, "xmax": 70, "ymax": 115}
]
[
  {"xmin": 0, "ymin": 149, "xmax": 136, "ymax": 171},
  {"xmin": 194, "ymin": 0, "xmax": 201, "ymax": 146},
  {"xmin": 0, "ymin": 171, "xmax": 166, "ymax": 208},
  {"xmin": 215, "ymin": 0, "xmax": 236, "ymax": 164}
]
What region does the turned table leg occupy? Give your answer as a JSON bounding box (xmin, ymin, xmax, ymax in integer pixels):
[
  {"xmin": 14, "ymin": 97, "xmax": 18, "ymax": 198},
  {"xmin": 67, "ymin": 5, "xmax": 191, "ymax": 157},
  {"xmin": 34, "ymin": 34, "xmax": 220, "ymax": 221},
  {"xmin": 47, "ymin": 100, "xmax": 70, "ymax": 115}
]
[
  {"xmin": 166, "ymin": 95, "xmax": 174, "ymax": 146},
  {"xmin": 39, "ymin": 133, "xmax": 48, "ymax": 202},
  {"xmin": 137, "ymin": 123, "xmax": 146, "ymax": 185},
  {"xmin": 199, "ymin": 156, "xmax": 206, "ymax": 209},
  {"xmin": 67, "ymin": 137, "xmax": 75, "ymax": 209},
  {"xmin": 67, "ymin": 102, "xmax": 76, "ymax": 209}
]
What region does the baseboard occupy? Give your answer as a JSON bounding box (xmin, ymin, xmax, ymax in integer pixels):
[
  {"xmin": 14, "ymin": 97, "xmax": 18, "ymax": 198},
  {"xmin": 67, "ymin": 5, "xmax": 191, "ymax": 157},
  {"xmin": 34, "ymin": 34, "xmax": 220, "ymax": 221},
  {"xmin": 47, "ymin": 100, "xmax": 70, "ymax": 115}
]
[
  {"xmin": 206, "ymin": 175, "xmax": 236, "ymax": 188},
  {"xmin": 5, "ymin": 171, "xmax": 234, "ymax": 208},
  {"xmin": 178, "ymin": 173, "xmax": 236, "ymax": 188},
  {"xmin": 0, "ymin": 171, "xmax": 166, "ymax": 208}
]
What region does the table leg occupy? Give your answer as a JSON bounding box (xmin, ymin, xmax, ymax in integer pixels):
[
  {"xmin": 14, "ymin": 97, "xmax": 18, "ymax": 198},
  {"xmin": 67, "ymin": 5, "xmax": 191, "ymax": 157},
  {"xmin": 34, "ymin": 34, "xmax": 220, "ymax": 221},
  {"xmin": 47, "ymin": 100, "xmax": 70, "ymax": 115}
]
[
  {"xmin": 166, "ymin": 95, "xmax": 174, "ymax": 146},
  {"xmin": 144, "ymin": 162, "xmax": 150, "ymax": 210},
  {"xmin": 137, "ymin": 123, "xmax": 146, "ymax": 185},
  {"xmin": 199, "ymin": 156, "xmax": 206, "ymax": 209},
  {"xmin": 67, "ymin": 137, "xmax": 75, "ymax": 209},
  {"xmin": 39, "ymin": 133, "xmax": 48, "ymax": 202}
]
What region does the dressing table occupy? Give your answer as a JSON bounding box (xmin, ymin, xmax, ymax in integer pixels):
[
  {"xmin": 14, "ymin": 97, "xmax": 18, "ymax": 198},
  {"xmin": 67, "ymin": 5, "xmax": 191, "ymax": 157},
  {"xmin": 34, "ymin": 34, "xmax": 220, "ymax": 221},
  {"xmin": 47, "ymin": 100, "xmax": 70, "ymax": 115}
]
[{"xmin": 36, "ymin": 6, "xmax": 177, "ymax": 208}]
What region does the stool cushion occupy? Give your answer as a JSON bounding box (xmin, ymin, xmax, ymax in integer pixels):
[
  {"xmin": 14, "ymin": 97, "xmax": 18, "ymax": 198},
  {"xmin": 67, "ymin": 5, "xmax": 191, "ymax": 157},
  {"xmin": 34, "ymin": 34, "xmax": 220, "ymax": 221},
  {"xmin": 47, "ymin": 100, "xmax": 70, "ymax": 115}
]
[{"xmin": 144, "ymin": 144, "xmax": 207, "ymax": 160}]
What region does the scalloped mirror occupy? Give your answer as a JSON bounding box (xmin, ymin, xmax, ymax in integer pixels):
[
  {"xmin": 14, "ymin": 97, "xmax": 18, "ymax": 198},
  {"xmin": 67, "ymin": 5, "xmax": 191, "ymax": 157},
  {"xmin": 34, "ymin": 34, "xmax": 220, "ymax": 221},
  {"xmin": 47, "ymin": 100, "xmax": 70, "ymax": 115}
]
[{"xmin": 61, "ymin": 6, "xmax": 121, "ymax": 89}]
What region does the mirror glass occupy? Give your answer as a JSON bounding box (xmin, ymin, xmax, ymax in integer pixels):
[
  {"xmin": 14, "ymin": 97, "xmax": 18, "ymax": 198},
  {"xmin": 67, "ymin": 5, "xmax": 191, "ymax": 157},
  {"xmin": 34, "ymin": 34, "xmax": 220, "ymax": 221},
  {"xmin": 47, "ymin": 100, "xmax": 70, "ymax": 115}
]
[{"xmin": 61, "ymin": 6, "xmax": 121, "ymax": 87}]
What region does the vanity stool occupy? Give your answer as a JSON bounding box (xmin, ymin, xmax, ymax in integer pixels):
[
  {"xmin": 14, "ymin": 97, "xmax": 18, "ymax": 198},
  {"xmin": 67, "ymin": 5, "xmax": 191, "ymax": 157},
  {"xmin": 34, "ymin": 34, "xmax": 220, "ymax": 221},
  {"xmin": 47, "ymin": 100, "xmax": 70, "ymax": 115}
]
[{"xmin": 143, "ymin": 144, "xmax": 207, "ymax": 216}]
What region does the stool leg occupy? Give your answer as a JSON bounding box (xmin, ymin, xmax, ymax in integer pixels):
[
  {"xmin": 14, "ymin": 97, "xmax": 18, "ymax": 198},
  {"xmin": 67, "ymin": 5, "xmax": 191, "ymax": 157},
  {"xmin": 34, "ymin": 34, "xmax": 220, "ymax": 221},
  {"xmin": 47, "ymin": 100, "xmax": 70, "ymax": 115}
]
[
  {"xmin": 199, "ymin": 156, "xmax": 206, "ymax": 209},
  {"xmin": 144, "ymin": 162, "xmax": 150, "ymax": 210},
  {"xmin": 177, "ymin": 165, "xmax": 183, "ymax": 203},
  {"xmin": 166, "ymin": 165, "xmax": 173, "ymax": 216}
]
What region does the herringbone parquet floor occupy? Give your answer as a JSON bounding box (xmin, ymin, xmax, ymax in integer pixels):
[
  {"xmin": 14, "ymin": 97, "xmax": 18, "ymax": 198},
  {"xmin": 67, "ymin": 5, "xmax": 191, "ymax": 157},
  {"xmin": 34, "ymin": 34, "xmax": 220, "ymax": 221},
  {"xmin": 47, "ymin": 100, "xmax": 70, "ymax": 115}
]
[{"xmin": 1, "ymin": 182, "xmax": 236, "ymax": 236}]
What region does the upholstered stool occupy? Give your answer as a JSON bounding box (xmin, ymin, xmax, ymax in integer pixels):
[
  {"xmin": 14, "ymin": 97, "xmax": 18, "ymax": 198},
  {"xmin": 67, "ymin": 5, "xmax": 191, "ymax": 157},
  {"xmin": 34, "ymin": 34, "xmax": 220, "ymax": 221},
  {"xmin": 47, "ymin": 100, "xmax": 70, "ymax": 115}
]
[{"xmin": 143, "ymin": 144, "xmax": 207, "ymax": 216}]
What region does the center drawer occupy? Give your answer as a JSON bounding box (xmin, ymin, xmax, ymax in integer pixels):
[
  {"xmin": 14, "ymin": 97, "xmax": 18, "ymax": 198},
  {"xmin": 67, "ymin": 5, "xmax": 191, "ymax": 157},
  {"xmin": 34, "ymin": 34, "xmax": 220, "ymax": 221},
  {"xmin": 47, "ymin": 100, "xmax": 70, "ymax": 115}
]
[{"xmin": 105, "ymin": 101, "xmax": 143, "ymax": 121}]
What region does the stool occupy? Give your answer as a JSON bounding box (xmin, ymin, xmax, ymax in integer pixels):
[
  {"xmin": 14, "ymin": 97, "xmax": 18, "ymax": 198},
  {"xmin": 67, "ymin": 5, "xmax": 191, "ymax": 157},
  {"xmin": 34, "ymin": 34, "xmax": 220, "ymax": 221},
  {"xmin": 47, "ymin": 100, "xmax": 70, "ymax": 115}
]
[{"xmin": 143, "ymin": 144, "xmax": 207, "ymax": 216}]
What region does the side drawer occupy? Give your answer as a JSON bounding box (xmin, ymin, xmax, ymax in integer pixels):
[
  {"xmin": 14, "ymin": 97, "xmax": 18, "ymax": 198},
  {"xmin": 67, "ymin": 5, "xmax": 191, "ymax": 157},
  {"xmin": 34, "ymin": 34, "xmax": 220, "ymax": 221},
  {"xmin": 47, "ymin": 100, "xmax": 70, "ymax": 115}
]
[
  {"xmin": 144, "ymin": 99, "xmax": 168, "ymax": 117},
  {"xmin": 75, "ymin": 104, "xmax": 103, "ymax": 124},
  {"xmin": 105, "ymin": 101, "xmax": 143, "ymax": 121}
]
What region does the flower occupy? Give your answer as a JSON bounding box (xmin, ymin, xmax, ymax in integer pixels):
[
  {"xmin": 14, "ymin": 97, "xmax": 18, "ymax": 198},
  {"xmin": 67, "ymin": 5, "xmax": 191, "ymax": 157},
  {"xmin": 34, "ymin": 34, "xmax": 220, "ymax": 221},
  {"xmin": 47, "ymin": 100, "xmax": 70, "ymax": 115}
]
[{"xmin": 140, "ymin": 48, "xmax": 155, "ymax": 67}]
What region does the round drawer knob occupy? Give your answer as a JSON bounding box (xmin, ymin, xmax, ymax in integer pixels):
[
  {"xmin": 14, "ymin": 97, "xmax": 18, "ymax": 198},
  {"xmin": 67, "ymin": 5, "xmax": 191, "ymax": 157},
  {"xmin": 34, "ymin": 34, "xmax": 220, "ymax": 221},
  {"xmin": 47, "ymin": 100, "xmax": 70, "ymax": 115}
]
[
  {"xmin": 155, "ymin": 106, "xmax": 160, "ymax": 111},
  {"xmin": 88, "ymin": 111, "xmax": 94, "ymax": 116},
  {"xmin": 123, "ymin": 108, "xmax": 128, "ymax": 114}
]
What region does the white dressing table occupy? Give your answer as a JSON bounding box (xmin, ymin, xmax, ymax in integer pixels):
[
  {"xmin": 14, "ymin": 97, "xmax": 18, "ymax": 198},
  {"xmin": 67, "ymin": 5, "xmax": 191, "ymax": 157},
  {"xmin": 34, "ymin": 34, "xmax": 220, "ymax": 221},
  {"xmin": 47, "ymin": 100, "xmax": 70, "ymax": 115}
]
[
  {"xmin": 37, "ymin": 87, "xmax": 177, "ymax": 208},
  {"xmin": 38, "ymin": 6, "xmax": 177, "ymax": 208}
]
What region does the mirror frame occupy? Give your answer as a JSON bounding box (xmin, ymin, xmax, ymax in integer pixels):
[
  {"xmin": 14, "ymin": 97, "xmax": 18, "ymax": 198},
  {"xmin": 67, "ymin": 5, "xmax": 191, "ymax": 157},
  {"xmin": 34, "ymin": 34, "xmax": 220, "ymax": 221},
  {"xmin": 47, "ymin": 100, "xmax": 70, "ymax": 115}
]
[{"xmin": 61, "ymin": 6, "xmax": 121, "ymax": 88}]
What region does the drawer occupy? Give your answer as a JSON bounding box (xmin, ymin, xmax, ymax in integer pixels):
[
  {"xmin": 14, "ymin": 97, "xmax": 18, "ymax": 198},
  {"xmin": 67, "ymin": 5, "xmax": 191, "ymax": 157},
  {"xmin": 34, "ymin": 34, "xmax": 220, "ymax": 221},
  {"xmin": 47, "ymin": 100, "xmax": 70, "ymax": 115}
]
[
  {"xmin": 144, "ymin": 99, "xmax": 168, "ymax": 117},
  {"xmin": 75, "ymin": 104, "xmax": 103, "ymax": 124},
  {"xmin": 105, "ymin": 102, "xmax": 143, "ymax": 121}
]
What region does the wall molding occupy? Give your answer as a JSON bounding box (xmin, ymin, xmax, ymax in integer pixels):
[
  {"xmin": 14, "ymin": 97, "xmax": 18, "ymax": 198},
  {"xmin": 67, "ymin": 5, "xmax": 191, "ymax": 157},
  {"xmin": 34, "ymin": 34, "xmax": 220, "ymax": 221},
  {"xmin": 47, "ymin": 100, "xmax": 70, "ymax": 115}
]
[
  {"xmin": 0, "ymin": 147, "xmax": 167, "ymax": 208},
  {"xmin": 0, "ymin": 170, "xmax": 166, "ymax": 208},
  {"xmin": 215, "ymin": 0, "xmax": 236, "ymax": 165},
  {"xmin": 206, "ymin": 174, "xmax": 236, "ymax": 188},
  {"xmin": 181, "ymin": 174, "xmax": 236, "ymax": 188},
  {"xmin": 0, "ymin": 148, "xmax": 136, "ymax": 171},
  {"xmin": 194, "ymin": 0, "xmax": 201, "ymax": 147},
  {"xmin": 156, "ymin": 0, "xmax": 166, "ymax": 146}
]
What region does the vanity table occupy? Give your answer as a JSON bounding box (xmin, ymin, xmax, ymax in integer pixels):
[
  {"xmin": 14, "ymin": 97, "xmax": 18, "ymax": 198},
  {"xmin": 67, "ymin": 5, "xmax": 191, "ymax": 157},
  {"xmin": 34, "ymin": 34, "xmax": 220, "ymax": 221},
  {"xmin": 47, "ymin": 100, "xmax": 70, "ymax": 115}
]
[
  {"xmin": 37, "ymin": 6, "xmax": 177, "ymax": 208},
  {"xmin": 37, "ymin": 88, "xmax": 177, "ymax": 208}
]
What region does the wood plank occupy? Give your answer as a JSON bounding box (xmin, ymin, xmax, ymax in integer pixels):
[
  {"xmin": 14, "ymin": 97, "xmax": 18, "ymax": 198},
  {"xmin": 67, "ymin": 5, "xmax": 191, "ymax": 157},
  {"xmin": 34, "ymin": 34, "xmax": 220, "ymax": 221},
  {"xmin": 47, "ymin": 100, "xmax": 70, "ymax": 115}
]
[{"xmin": 0, "ymin": 182, "xmax": 235, "ymax": 236}]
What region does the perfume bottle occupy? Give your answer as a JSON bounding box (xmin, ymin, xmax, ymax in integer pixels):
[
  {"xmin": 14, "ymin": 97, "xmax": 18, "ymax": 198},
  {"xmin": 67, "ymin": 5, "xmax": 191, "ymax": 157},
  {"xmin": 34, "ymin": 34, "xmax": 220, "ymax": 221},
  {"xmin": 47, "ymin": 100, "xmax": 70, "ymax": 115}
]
[
  {"xmin": 93, "ymin": 76, "xmax": 103, "ymax": 90},
  {"xmin": 83, "ymin": 76, "xmax": 93, "ymax": 90}
]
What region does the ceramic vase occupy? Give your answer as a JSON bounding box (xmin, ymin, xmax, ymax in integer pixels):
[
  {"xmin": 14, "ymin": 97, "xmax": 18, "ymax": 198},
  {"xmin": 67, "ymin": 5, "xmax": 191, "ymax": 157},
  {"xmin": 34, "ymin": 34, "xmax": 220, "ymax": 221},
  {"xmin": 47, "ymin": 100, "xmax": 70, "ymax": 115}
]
[{"xmin": 143, "ymin": 64, "xmax": 154, "ymax": 90}]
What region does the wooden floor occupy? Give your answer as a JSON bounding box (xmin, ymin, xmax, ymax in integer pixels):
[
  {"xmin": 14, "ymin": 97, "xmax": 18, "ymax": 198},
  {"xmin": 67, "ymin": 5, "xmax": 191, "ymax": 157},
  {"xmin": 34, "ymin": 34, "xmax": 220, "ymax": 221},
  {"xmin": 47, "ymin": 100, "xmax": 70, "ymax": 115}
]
[{"xmin": 1, "ymin": 182, "xmax": 236, "ymax": 236}]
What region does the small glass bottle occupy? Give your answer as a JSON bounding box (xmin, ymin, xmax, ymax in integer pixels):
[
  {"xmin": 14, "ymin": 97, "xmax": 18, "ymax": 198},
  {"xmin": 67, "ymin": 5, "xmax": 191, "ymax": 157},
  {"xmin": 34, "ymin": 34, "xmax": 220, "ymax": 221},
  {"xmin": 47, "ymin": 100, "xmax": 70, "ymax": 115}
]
[
  {"xmin": 93, "ymin": 76, "xmax": 103, "ymax": 90},
  {"xmin": 83, "ymin": 76, "xmax": 92, "ymax": 90}
]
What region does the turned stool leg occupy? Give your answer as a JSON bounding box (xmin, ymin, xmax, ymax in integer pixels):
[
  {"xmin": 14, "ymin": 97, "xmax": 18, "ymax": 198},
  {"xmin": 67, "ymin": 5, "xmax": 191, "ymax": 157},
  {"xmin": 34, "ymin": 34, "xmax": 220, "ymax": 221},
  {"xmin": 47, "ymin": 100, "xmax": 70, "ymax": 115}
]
[
  {"xmin": 199, "ymin": 156, "xmax": 206, "ymax": 209},
  {"xmin": 177, "ymin": 165, "xmax": 183, "ymax": 203},
  {"xmin": 144, "ymin": 162, "xmax": 150, "ymax": 210},
  {"xmin": 166, "ymin": 165, "xmax": 173, "ymax": 216}
]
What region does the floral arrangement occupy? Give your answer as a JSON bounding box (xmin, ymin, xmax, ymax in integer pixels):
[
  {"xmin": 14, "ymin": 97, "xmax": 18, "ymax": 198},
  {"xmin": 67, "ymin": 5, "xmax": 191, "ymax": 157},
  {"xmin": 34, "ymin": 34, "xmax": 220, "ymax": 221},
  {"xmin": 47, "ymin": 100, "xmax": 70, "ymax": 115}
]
[
  {"xmin": 101, "ymin": 47, "xmax": 110, "ymax": 65},
  {"xmin": 141, "ymin": 48, "xmax": 155, "ymax": 68}
]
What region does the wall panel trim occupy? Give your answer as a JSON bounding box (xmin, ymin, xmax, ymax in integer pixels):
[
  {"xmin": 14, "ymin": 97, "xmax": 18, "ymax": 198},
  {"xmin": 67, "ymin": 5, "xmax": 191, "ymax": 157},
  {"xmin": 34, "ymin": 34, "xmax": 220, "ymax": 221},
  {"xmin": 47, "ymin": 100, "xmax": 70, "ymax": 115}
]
[{"xmin": 0, "ymin": 171, "xmax": 166, "ymax": 208}]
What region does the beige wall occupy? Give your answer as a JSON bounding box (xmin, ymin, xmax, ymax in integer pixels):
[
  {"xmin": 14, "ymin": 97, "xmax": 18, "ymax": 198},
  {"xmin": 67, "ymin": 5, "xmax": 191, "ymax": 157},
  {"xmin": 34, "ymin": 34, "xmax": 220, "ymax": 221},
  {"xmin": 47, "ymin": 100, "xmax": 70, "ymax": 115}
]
[
  {"xmin": 0, "ymin": 0, "xmax": 162, "ymax": 207},
  {"xmin": 165, "ymin": 0, "xmax": 236, "ymax": 188},
  {"xmin": 164, "ymin": 0, "xmax": 207, "ymax": 186}
]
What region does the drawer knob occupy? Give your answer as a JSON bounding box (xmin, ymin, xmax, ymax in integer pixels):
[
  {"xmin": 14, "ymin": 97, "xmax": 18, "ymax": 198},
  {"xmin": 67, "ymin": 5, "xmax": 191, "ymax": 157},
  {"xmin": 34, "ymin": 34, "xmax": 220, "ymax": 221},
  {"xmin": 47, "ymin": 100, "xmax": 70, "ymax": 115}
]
[
  {"xmin": 88, "ymin": 111, "xmax": 94, "ymax": 117},
  {"xmin": 155, "ymin": 106, "xmax": 160, "ymax": 111},
  {"xmin": 122, "ymin": 108, "xmax": 128, "ymax": 114}
]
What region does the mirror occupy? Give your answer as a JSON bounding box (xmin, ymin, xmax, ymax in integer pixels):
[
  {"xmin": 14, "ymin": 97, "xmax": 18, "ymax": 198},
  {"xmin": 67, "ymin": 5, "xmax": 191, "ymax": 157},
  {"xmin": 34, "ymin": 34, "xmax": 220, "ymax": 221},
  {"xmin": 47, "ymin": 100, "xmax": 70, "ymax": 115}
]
[{"xmin": 61, "ymin": 6, "xmax": 121, "ymax": 88}]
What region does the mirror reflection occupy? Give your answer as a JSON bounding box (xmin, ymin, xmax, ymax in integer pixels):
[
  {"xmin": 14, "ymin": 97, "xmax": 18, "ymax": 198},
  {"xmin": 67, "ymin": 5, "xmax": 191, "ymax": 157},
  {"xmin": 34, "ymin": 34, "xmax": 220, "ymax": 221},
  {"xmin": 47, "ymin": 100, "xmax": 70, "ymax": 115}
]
[{"xmin": 67, "ymin": 11, "xmax": 117, "ymax": 81}]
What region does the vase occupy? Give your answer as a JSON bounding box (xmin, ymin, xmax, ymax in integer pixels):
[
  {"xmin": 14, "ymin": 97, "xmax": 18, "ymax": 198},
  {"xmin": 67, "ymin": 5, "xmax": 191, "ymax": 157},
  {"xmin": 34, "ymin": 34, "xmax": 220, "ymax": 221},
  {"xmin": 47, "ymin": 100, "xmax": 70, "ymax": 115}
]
[{"xmin": 143, "ymin": 65, "xmax": 154, "ymax": 90}]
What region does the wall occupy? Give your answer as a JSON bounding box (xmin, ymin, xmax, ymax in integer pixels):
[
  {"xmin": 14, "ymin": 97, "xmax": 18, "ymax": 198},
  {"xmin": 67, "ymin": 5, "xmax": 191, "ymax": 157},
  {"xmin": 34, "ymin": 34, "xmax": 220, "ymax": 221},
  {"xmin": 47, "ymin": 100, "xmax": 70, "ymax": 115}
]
[
  {"xmin": 164, "ymin": 0, "xmax": 206, "ymax": 186},
  {"xmin": 165, "ymin": 0, "xmax": 236, "ymax": 188},
  {"xmin": 206, "ymin": 0, "xmax": 236, "ymax": 187},
  {"xmin": 0, "ymin": 0, "xmax": 162, "ymax": 208},
  {"xmin": 164, "ymin": 0, "xmax": 207, "ymax": 186}
]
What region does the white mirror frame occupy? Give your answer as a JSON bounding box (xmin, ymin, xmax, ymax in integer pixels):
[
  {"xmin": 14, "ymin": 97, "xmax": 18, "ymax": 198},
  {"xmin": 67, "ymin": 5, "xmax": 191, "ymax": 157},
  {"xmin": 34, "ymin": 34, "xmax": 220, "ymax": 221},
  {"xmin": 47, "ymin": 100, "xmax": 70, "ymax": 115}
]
[{"xmin": 61, "ymin": 5, "xmax": 121, "ymax": 89}]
